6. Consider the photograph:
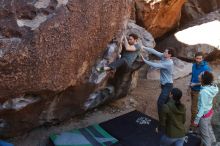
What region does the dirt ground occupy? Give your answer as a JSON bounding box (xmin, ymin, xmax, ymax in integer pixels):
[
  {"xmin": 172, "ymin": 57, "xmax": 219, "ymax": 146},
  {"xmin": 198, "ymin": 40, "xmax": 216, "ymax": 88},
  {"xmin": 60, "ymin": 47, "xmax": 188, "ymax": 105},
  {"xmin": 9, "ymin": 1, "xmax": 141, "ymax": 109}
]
[
  {"xmin": 8, "ymin": 63, "xmax": 220, "ymax": 146},
  {"xmin": 9, "ymin": 74, "xmax": 194, "ymax": 146}
]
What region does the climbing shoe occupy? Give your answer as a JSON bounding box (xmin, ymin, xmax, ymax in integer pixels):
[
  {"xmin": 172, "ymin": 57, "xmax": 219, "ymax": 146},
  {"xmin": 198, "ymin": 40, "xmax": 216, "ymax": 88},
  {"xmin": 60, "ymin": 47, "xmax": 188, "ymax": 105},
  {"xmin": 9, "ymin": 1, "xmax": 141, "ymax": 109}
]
[{"xmin": 96, "ymin": 66, "xmax": 105, "ymax": 73}]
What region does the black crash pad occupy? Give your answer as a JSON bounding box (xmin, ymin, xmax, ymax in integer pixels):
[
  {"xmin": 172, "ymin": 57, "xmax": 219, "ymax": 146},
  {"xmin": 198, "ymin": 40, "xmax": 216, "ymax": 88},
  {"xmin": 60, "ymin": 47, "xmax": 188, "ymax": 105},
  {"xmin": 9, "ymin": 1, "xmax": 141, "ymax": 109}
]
[{"xmin": 100, "ymin": 110, "xmax": 201, "ymax": 146}]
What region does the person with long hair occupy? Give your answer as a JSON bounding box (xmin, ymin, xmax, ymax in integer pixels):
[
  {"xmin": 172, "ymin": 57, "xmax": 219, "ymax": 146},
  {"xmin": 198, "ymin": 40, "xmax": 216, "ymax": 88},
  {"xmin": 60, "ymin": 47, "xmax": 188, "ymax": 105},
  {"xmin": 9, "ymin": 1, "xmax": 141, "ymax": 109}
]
[
  {"xmin": 159, "ymin": 88, "xmax": 186, "ymax": 146},
  {"xmin": 191, "ymin": 71, "xmax": 219, "ymax": 146}
]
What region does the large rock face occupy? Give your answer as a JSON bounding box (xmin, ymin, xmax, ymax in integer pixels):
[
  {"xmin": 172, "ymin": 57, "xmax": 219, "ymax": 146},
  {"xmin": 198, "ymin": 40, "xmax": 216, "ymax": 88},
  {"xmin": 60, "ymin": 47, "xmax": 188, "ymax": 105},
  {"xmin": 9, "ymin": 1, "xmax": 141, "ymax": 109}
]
[
  {"xmin": 0, "ymin": 0, "xmax": 130, "ymax": 138},
  {"xmin": 156, "ymin": 10, "xmax": 220, "ymax": 60},
  {"xmin": 0, "ymin": 0, "xmax": 129, "ymax": 98},
  {"xmin": 85, "ymin": 21, "xmax": 155, "ymax": 111},
  {"xmin": 135, "ymin": 0, "xmax": 185, "ymax": 38},
  {"xmin": 181, "ymin": 0, "xmax": 220, "ymax": 25}
]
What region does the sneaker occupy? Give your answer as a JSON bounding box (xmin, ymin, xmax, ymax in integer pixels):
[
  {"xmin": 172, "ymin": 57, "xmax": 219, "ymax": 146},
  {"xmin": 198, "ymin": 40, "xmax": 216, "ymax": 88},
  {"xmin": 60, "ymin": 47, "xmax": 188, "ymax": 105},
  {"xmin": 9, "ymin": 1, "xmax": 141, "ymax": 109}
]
[
  {"xmin": 188, "ymin": 128, "xmax": 199, "ymax": 136},
  {"xmin": 188, "ymin": 128, "xmax": 197, "ymax": 134},
  {"xmin": 188, "ymin": 128, "xmax": 193, "ymax": 134},
  {"xmin": 96, "ymin": 66, "xmax": 105, "ymax": 73}
]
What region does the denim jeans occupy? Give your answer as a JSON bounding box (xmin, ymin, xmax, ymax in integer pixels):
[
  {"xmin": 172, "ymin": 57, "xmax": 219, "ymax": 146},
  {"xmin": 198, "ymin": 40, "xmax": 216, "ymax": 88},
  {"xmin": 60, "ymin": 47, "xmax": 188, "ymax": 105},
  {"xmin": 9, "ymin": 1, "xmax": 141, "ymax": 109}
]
[
  {"xmin": 160, "ymin": 135, "xmax": 185, "ymax": 146},
  {"xmin": 158, "ymin": 83, "xmax": 173, "ymax": 119}
]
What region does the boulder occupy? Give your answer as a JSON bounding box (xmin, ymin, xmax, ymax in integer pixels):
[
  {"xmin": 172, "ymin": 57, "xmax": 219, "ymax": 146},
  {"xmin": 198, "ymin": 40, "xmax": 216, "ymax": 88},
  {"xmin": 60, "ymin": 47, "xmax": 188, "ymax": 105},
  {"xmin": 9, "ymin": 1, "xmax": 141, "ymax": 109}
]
[
  {"xmin": 0, "ymin": 0, "xmax": 131, "ymax": 138},
  {"xmin": 85, "ymin": 21, "xmax": 155, "ymax": 110},
  {"xmin": 181, "ymin": 0, "xmax": 220, "ymax": 25},
  {"xmin": 135, "ymin": 0, "xmax": 185, "ymax": 38},
  {"xmin": 156, "ymin": 10, "xmax": 220, "ymax": 60}
]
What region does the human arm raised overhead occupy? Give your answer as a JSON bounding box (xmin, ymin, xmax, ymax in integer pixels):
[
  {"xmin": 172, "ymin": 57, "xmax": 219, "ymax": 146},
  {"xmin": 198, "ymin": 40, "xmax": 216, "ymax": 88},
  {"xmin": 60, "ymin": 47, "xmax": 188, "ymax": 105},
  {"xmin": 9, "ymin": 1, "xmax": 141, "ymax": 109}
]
[
  {"xmin": 141, "ymin": 54, "xmax": 170, "ymax": 69},
  {"xmin": 123, "ymin": 35, "xmax": 139, "ymax": 51},
  {"xmin": 142, "ymin": 46, "xmax": 163, "ymax": 58}
]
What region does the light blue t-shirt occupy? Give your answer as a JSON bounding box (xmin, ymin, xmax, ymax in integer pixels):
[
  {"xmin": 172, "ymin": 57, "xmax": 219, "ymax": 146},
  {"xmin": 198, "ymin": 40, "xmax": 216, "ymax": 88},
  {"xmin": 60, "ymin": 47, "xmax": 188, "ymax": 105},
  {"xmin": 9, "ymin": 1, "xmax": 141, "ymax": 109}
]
[{"xmin": 142, "ymin": 47, "xmax": 174, "ymax": 85}]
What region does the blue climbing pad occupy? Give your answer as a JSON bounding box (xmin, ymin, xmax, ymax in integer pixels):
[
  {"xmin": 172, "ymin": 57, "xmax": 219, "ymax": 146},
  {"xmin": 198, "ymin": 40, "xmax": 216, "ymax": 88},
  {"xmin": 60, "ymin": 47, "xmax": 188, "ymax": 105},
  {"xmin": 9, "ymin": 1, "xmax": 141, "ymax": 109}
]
[
  {"xmin": 50, "ymin": 124, "xmax": 118, "ymax": 146},
  {"xmin": 0, "ymin": 140, "xmax": 13, "ymax": 146}
]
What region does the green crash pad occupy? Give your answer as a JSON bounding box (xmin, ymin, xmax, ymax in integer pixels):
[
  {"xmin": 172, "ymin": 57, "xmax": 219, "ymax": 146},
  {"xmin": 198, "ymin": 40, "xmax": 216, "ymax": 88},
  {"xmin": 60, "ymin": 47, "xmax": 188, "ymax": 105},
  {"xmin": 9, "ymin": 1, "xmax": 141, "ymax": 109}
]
[{"xmin": 50, "ymin": 124, "xmax": 118, "ymax": 146}]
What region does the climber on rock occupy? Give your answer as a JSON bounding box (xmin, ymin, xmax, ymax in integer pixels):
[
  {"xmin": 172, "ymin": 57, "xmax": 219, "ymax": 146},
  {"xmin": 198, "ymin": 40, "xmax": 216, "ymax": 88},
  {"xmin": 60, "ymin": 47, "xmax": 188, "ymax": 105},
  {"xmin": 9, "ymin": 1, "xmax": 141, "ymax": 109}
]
[{"xmin": 96, "ymin": 33, "xmax": 141, "ymax": 73}]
